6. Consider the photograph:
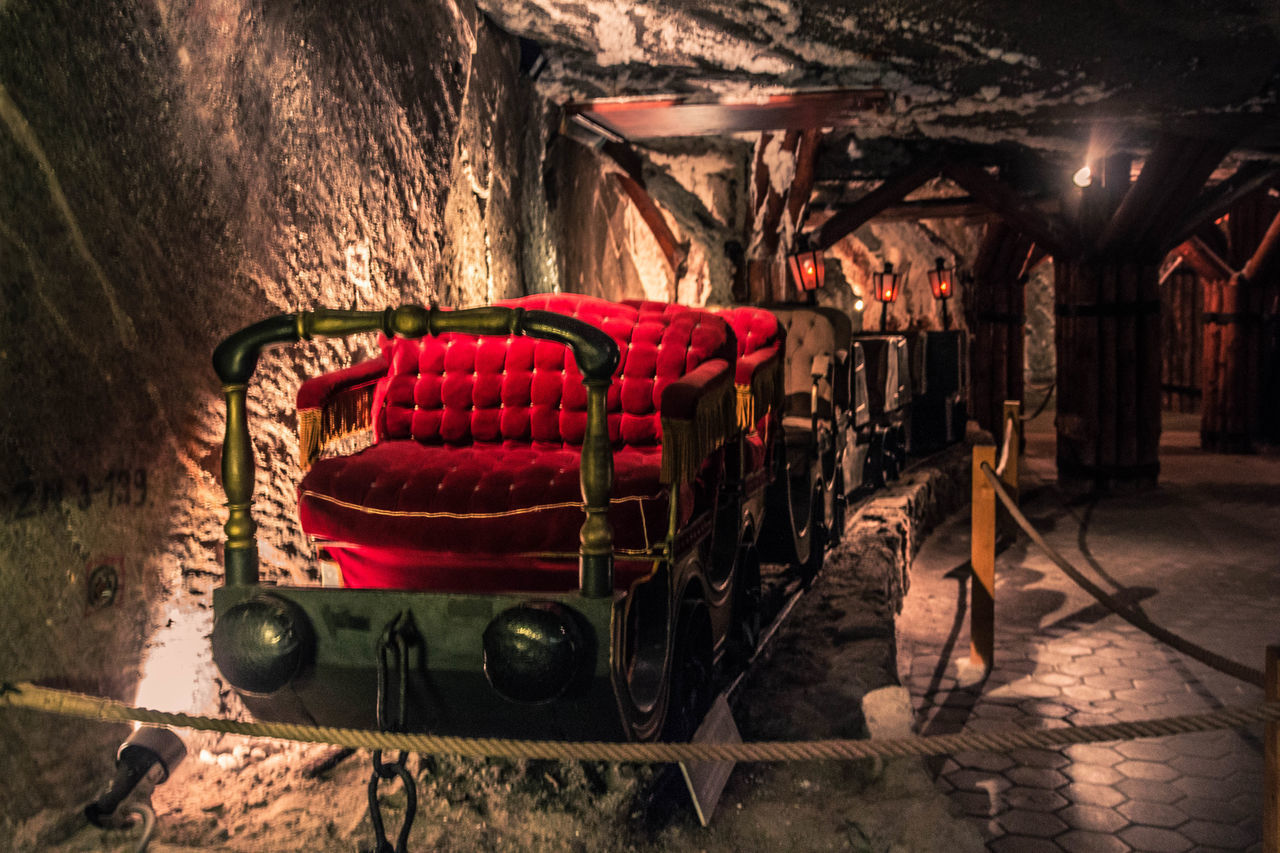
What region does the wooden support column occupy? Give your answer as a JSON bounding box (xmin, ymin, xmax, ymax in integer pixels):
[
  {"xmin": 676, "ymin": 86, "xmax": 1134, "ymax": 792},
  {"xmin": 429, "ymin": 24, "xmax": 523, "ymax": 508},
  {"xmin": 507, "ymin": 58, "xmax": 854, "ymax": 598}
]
[
  {"xmin": 1195, "ymin": 201, "xmax": 1280, "ymax": 451},
  {"xmin": 1158, "ymin": 263, "xmax": 1201, "ymax": 413},
  {"xmin": 967, "ymin": 221, "xmax": 1032, "ymax": 436},
  {"xmin": 1054, "ymin": 258, "xmax": 1163, "ymax": 485}
]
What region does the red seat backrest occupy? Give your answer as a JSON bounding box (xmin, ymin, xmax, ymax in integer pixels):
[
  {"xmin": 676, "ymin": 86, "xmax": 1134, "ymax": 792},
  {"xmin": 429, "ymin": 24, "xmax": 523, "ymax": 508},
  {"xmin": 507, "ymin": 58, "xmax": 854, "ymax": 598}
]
[{"xmin": 371, "ymin": 294, "xmax": 734, "ymax": 448}]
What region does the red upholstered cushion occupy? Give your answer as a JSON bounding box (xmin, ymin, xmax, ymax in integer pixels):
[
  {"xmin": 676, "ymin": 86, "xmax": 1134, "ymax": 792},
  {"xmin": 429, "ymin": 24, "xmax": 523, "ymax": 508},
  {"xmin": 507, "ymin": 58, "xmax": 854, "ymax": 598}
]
[{"xmin": 299, "ymin": 442, "xmax": 684, "ymax": 592}]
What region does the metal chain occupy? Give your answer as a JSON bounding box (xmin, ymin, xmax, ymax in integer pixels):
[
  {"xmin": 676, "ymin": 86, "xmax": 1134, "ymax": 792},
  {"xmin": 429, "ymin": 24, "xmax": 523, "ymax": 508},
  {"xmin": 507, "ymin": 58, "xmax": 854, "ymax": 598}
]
[{"xmin": 366, "ymin": 612, "xmax": 420, "ymax": 853}]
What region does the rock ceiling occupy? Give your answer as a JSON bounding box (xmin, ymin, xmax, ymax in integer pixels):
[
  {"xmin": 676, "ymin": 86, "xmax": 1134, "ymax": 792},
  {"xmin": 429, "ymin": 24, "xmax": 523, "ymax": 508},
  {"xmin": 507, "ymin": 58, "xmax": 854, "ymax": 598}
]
[{"xmin": 478, "ymin": 0, "xmax": 1280, "ymax": 180}]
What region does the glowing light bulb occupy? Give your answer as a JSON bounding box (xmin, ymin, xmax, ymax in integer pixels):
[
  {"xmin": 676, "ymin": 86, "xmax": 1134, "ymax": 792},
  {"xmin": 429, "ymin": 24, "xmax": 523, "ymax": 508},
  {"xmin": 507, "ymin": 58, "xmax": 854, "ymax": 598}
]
[
  {"xmin": 884, "ymin": 288, "xmax": 892, "ymax": 299},
  {"xmin": 854, "ymin": 299, "xmax": 865, "ymax": 311},
  {"xmin": 1073, "ymin": 165, "xmax": 1092, "ymax": 188}
]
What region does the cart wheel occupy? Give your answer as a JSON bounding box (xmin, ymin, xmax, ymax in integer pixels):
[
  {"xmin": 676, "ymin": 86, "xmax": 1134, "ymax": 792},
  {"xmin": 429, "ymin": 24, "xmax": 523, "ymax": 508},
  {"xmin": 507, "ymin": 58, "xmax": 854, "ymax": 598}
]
[
  {"xmin": 798, "ymin": 481, "xmax": 825, "ymax": 584},
  {"xmin": 662, "ymin": 601, "xmax": 714, "ymax": 743},
  {"xmin": 725, "ymin": 543, "xmax": 762, "ymax": 670}
]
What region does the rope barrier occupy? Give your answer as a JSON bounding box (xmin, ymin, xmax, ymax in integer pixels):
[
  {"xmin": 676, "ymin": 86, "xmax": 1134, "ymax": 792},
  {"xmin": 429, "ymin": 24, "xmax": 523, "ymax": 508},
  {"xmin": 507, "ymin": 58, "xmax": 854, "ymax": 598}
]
[
  {"xmin": 978, "ymin": 462, "xmax": 1266, "ymax": 688},
  {"xmin": 1, "ymin": 681, "xmax": 1277, "ymax": 764},
  {"xmin": 995, "ymin": 416, "xmax": 1015, "ymax": 478},
  {"xmin": 1020, "ymin": 381, "xmax": 1055, "ymax": 422}
]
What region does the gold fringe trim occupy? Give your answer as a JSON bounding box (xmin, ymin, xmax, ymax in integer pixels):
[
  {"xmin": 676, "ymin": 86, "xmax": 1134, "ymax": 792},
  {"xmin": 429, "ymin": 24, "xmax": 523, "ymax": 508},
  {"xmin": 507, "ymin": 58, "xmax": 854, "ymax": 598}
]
[
  {"xmin": 298, "ymin": 382, "xmax": 377, "ymax": 470},
  {"xmin": 659, "ymin": 379, "xmax": 737, "ymax": 485},
  {"xmin": 733, "ymin": 358, "xmax": 781, "ymax": 431},
  {"xmin": 299, "ymin": 489, "xmax": 663, "ymax": 520}
]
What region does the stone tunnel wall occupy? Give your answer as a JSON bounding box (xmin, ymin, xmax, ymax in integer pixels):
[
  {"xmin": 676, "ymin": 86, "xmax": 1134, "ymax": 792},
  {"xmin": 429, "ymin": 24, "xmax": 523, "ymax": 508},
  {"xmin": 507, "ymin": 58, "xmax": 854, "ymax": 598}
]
[{"xmin": 0, "ymin": 0, "xmax": 543, "ymax": 826}]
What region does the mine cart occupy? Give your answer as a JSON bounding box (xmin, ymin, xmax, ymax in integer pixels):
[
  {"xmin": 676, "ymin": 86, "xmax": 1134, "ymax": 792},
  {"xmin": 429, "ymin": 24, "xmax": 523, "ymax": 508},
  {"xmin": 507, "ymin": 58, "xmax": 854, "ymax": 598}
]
[
  {"xmin": 909, "ymin": 330, "xmax": 968, "ymax": 453},
  {"xmin": 853, "ymin": 333, "xmax": 913, "ymax": 485},
  {"xmin": 757, "ymin": 307, "xmax": 868, "ymax": 576},
  {"xmin": 208, "ymin": 295, "xmax": 779, "ymax": 743}
]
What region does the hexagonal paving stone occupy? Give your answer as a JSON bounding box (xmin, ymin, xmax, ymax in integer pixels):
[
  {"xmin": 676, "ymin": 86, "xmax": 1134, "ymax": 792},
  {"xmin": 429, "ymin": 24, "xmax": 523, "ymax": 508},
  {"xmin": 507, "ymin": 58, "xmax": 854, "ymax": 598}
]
[
  {"xmin": 1174, "ymin": 731, "xmax": 1240, "ymax": 758},
  {"xmin": 997, "ymin": 808, "xmax": 1069, "ymax": 838},
  {"xmin": 1004, "ymin": 785, "xmax": 1069, "ymax": 812},
  {"xmin": 1064, "ymin": 744, "xmax": 1124, "ymax": 766},
  {"xmin": 1118, "ymin": 798, "xmax": 1188, "ymax": 829},
  {"xmin": 1172, "ymin": 773, "xmax": 1245, "ymax": 801},
  {"xmin": 1119, "ymin": 824, "xmax": 1193, "ymax": 852},
  {"xmin": 1115, "ymin": 760, "xmax": 1179, "ymax": 782},
  {"xmin": 1177, "ymin": 794, "xmax": 1252, "ymax": 823},
  {"xmin": 1063, "ymin": 762, "xmax": 1123, "ymax": 786},
  {"xmin": 1113, "ymin": 688, "xmax": 1170, "ymax": 706},
  {"xmin": 1058, "ymin": 661, "xmax": 1103, "ymax": 678},
  {"xmin": 1179, "ymin": 818, "xmax": 1257, "ymax": 849},
  {"xmin": 947, "ymin": 769, "xmax": 1012, "ymax": 793},
  {"xmin": 1036, "ymin": 671, "xmax": 1080, "ymax": 687},
  {"xmin": 1167, "ymin": 753, "xmax": 1245, "ymax": 779},
  {"xmin": 1057, "ymin": 803, "xmax": 1128, "ymax": 833},
  {"xmin": 1020, "ymin": 700, "xmax": 1075, "ymax": 719},
  {"xmin": 1061, "ymin": 683, "xmax": 1115, "ymax": 703},
  {"xmin": 989, "ymin": 835, "xmax": 1062, "ymax": 853},
  {"xmin": 1058, "ymin": 829, "xmax": 1134, "ymax": 853},
  {"xmin": 1115, "ymin": 777, "xmax": 1183, "ymax": 804},
  {"xmin": 1009, "ymin": 748, "xmax": 1070, "ymax": 769},
  {"xmin": 1006, "ymin": 767, "xmax": 1069, "ymax": 789},
  {"xmin": 1115, "ymin": 740, "xmax": 1176, "ymax": 762},
  {"xmin": 1061, "ymin": 781, "xmax": 1127, "ymax": 808},
  {"xmin": 1068, "ymin": 712, "xmax": 1122, "ymax": 727},
  {"xmin": 951, "ymin": 750, "xmax": 1015, "ymax": 773},
  {"xmin": 950, "ymin": 790, "xmax": 1001, "ymax": 818}
]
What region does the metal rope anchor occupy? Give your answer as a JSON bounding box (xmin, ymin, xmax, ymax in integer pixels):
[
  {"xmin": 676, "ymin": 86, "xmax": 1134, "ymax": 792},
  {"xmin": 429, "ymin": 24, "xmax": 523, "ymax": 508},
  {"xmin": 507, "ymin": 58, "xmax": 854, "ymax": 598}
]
[{"xmin": 365, "ymin": 611, "xmax": 421, "ymax": 853}]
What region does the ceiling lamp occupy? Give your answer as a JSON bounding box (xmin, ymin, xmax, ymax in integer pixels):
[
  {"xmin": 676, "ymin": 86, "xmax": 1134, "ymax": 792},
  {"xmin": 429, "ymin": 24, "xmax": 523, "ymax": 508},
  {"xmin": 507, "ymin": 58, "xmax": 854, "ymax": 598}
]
[
  {"xmin": 927, "ymin": 257, "xmax": 955, "ymax": 330},
  {"xmin": 1072, "ymin": 164, "xmax": 1093, "ymax": 188},
  {"xmin": 788, "ymin": 246, "xmax": 826, "ymax": 298},
  {"xmin": 871, "ymin": 261, "xmax": 901, "ymax": 330}
]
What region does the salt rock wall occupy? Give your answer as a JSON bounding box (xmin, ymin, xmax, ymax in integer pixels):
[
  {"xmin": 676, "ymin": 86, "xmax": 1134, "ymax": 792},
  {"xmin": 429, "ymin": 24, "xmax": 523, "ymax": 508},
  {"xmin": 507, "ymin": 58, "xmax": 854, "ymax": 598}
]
[
  {"xmin": 0, "ymin": 0, "xmax": 538, "ymax": 826},
  {"xmin": 549, "ymin": 138, "xmax": 677, "ymax": 302}
]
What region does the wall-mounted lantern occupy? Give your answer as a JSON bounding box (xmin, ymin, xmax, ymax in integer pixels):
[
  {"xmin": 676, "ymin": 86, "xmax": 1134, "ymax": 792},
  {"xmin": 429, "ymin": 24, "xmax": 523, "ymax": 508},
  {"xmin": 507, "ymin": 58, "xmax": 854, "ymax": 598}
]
[
  {"xmin": 871, "ymin": 261, "xmax": 901, "ymax": 330},
  {"xmin": 927, "ymin": 257, "xmax": 955, "ymax": 330},
  {"xmin": 788, "ymin": 246, "xmax": 826, "ymax": 300}
]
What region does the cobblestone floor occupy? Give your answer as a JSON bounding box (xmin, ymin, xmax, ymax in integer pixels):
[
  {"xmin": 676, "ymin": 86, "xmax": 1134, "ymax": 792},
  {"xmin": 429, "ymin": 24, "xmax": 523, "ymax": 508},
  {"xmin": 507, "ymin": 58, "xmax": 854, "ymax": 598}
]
[{"xmin": 897, "ymin": 412, "xmax": 1280, "ymax": 852}]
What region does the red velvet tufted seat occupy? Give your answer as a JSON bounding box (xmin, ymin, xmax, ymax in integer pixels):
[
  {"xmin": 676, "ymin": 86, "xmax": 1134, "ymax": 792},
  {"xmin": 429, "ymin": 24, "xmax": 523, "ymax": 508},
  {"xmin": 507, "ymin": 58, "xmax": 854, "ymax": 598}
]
[{"xmin": 296, "ymin": 295, "xmax": 736, "ymax": 593}]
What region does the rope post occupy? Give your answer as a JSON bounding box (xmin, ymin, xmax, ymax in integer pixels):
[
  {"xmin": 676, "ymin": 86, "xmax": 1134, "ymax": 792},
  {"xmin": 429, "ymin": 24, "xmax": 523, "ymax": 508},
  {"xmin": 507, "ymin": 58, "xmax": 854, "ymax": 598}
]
[
  {"xmin": 998, "ymin": 400, "xmax": 1022, "ymax": 539},
  {"xmin": 970, "ymin": 442, "xmax": 997, "ymax": 672},
  {"xmin": 1267, "ymin": 645, "xmax": 1280, "ymax": 853}
]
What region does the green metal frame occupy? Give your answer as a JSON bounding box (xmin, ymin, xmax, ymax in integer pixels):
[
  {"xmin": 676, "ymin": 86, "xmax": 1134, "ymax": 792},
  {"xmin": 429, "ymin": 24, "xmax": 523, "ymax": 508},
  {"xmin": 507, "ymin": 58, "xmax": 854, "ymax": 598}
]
[{"xmin": 211, "ymin": 305, "xmax": 621, "ymax": 596}]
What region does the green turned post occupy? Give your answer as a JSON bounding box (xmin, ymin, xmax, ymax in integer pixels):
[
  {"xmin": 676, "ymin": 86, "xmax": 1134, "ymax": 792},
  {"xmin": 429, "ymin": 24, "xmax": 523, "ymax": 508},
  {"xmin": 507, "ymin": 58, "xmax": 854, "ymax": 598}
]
[
  {"xmin": 221, "ymin": 384, "xmax": 258, "ymax": 586},
  {"xmin": 579, "ymin": 381, "xmax": 615, "ymax": 598}
]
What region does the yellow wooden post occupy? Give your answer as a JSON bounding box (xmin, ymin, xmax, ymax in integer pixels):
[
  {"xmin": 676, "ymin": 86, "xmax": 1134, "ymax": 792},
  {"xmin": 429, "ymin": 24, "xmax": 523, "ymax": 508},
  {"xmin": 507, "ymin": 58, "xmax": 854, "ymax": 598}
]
[
  {"xmin": 970, "ymin": 443, "xmax": 997, "ymax": 671},
  {"xmin": 1266, "ymin": 645, "xmax": 1279, "ymax": 853}
]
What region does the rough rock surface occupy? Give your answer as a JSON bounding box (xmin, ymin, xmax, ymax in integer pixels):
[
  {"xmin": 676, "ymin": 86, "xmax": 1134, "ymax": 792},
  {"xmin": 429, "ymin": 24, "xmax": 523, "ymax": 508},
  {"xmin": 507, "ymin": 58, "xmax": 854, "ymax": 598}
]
[{"xmin": 0, "ymin": 0, "xmax": 539, "ymax": 827}]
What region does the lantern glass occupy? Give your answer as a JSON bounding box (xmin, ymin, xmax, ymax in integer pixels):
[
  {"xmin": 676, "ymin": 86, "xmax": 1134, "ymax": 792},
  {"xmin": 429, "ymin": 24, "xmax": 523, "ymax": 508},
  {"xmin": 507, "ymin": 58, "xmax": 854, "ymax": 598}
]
[
  {"xmin": 872, "ymin": 262, "xmax": 900, "ymax": 304},
  {"xmin": 788, "ymin": 248, "xmax": 825, "ymax": 293},
  {"xmin": 927, "ymin": 257, "xmax": 954, "ymax": 301}
]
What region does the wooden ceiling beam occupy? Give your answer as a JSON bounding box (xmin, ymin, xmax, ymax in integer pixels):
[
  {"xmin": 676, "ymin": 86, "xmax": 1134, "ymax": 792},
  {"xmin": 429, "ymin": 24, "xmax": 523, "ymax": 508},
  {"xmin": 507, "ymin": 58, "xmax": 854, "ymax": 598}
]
[
  {"xmin": 1171, "ymin": 235, "xmax": 1234, "ymax": 281},
  {"xmin": 812, "ymin": 154, "xmax": 943, "ymax": 250},
  {"xmin": 1097, "ymin": 135, "xmax": 1232, "ymax": 255},
  {"xmin": 611, "ymin": 173, "xmax": 687, "ymax": 274},
  {"xmin": 1241, "ymin": 208, "xmax": 1280, "ymax": 286},
  {"xmin": 942, "ymin": 160, "xmax": 1075, "ymax": 256},
  {"xmin": 1169, "ymin": 161, "xmax": 1280, "ymax": 250}
]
